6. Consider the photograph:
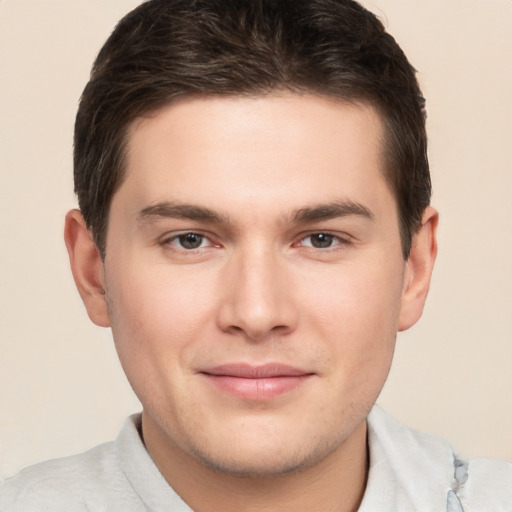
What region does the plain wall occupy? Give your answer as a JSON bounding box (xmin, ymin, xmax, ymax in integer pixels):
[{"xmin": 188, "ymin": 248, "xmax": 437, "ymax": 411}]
[{"xmin": 1, "ymin": 0, "xmax": 511, "ymax": 479}]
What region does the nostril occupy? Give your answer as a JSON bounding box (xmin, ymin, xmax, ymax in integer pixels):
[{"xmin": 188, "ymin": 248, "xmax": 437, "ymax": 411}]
[{"xmin": 271, "ymin": 324, "xmax": 290, "ymax": 333}]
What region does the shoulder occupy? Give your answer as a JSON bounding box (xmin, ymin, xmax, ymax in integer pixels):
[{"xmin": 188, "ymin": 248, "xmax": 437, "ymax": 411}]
[
  {"xmin": 0, "ymin": 441, "xmax": 122, "ymax": 511},
  {"xmin": 365, "ymin": 406, "xmax": 512, "ymax": 511},
  {"xmin": 0, "ymin": 415, "xmax": 150, "ymax": 512}
]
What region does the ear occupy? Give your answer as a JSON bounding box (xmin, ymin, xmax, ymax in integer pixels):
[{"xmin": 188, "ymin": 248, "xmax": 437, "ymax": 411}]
[
  {"xmin": 64, "ymin": 209, "xmax": 111, "ymax": 327},
  {"xmin": 398, "ymin": 206, "xmax": 438, "ymax": 331}
]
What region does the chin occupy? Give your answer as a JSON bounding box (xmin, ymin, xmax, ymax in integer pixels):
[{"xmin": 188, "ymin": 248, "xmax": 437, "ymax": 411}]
[{"xmin": 185, "ymin": 430, "xmax": 338, "ymax": 478}]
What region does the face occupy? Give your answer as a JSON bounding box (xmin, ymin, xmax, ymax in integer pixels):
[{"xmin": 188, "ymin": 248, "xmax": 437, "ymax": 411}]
[{"xmin": 96, "ymin": 94, "xmax": 418, "ymax": 475}]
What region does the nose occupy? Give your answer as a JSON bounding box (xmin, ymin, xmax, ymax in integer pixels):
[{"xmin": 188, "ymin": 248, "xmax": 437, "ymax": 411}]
[{"xmin": 216, "ymin": 246, "xmax": 299, "ymax": 342}]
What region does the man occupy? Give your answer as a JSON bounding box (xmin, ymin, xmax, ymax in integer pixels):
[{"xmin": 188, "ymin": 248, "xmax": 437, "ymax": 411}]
[{"xmin": 1, "ymin": 0, "xmax": 510, "ymax": 510}]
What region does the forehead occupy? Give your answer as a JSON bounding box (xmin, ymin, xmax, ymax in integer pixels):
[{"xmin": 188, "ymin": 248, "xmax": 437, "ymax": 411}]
[{"xmin": 119, "ymin": 93, "xmax": 393, "ymax": 222}]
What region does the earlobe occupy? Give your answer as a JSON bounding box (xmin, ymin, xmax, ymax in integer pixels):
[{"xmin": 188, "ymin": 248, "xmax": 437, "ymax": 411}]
[
  {"xmin": 64, "ymin": 209, "xmax": 111, "ymax": 327},
  {"xmin": 398, "ymin": 206, "xmax": 438, "ymax": 332}
]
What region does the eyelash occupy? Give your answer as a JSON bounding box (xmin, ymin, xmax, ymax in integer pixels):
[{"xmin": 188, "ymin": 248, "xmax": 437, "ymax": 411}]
[
  {"xmin": 162, "ymin": 231, "xmax": 215, "ymax": 252},
  {"xmin": 160, "ymin": 231, "xmax": 351, "ymax": 254},
  {"xmin": 295, "ymin": 232, "xmax": 350, "ymax": 251}
]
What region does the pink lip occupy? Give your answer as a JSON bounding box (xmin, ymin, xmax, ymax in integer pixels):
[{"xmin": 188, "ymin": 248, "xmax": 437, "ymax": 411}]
[{"xmin": 200, "ymin": 363, "xmax": 314, "ymax": 401}]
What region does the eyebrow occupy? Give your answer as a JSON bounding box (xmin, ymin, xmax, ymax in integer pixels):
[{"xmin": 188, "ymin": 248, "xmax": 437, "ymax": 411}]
[
  {"xmin": 137, "ymin": 202, "xmax": 229, "ymax": 224},
  {"xmin": 291, "ymin": 200, "xmax": 374, "ymax": 224},
  {"xmin": 136, "ymin": 199, "xmax": 374, "ymax": 226}
]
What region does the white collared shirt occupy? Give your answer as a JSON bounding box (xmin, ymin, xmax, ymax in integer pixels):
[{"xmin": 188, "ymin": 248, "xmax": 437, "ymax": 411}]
[{"xmin": 2, "ymin": 407, "xmax": 511, "ymax": 511}]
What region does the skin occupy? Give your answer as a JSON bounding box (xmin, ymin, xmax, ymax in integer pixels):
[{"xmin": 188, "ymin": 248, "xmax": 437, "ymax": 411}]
[{"xmin": 65, "ymin": 93, "xmax": 437, "ymax": 512}]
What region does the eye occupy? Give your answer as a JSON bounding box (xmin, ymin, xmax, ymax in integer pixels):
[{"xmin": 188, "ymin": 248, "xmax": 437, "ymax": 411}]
[
  {"xmin": 300, "ymin": 233, "xmax": 341, "ymax": 249},
  {"xmin": 307, "ymin": 233, "xmax": 336, "ymax": 248},
  {"xmin": 298, "ymin": 232, "xmax": 350, "ymax": 249},
  {"xmin": 166, "ymin": 232, "xmax": 211, "ymax": 250}
]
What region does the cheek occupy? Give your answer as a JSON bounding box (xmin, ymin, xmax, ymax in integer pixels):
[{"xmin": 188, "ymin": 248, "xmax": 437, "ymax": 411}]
[
  {"xmin": 105, "ymin": 261, "xmax": 217, "ymax": 372},
  {"xmin": 104, "ymin": 262, "xmax": 221, "ymax": 423},
  {"xmin": 300, "ymin": 256, "xmax": 404, "ymax": 372},
  {"xmin": 307, "ymin": 259, "xmax": 403, "ymax": 327}
]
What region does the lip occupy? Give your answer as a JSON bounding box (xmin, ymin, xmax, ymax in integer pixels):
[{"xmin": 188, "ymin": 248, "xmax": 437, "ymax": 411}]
[{"xmin": 200, "ymin": 363, "xmax": 314, "ymax": 401}]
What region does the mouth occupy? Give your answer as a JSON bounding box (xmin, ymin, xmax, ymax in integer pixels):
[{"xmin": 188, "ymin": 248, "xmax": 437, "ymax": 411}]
[{"xmin": 199, "ymin": 363, "xmax": 315, "ymax": 401}]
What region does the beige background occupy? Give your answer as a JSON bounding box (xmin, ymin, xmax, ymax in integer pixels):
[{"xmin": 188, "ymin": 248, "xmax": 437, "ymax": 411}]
[{"xmin": 1, "ymin": 0, "xmax": 511, "ymax": 479}]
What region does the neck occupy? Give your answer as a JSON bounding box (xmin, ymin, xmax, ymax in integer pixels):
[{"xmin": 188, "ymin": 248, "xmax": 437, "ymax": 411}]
[{"xmin": 142, "ymin": 415, "xmax": 368, "ymax": 512}]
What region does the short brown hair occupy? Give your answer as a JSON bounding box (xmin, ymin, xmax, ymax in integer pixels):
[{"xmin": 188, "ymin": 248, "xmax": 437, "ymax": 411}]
[{"xmin": 74, "ymin": 0, "xmax": 431, "ymax": 259}]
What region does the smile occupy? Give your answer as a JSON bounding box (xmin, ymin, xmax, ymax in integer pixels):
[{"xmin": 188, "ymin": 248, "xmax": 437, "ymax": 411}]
[{"xmin": 200, "ymin": 363, "xmax": 314, "ymax": 401}]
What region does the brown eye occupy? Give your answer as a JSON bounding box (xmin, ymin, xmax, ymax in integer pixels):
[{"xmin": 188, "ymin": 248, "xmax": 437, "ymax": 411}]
[
  {"xmin": 309, "ymin": 233, "xmax": 335, "ymax": 248},
  {"xmin": 177, "ymin": 233, "xmax": 205, "ymax": 249}
]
